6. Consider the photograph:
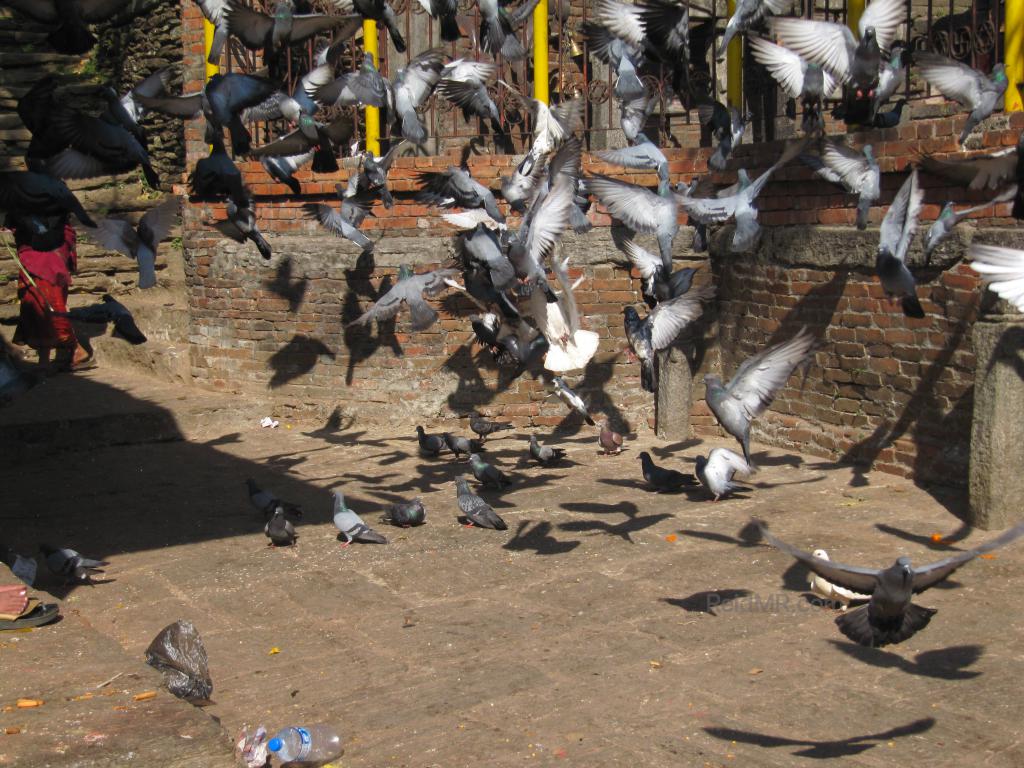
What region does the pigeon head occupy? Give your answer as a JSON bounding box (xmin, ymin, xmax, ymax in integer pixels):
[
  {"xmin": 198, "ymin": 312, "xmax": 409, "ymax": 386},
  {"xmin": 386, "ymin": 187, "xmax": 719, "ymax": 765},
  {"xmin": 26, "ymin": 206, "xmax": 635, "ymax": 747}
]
[
  {"xmin": 623, "ymin": 306, "xmax": 640, "ymax": 323},
  {"xmin": 397, "ymin": 264, "xmax": 414, "ymax": 281},
  {"xmin": 637, "ymin": 451, "xmax": 650, "ymax": 462},
  {"xmin": 862, "ymin": 27, "xmax": 876, "ymax": 44},
  {"xmin": 416, "ymin": 425, "xmax": 425, "ymax": 436},
  {"xmin": 280, "ymin": 98, "xmax": 303, "ymax": 124},
  {"xmin": 862, "ymin": 144, "xmax": 875, "ymax": 161},
  {"xmin": 993, "ymin": 64, "xmax": 1007, "ymax": 83},
  {"xmin": 455, "ymin": 477, "xmax": 471, "ymax": 493},
  {"xmin": 468, "ymin": 452, "xmax": 482, "ymax": 464},
  {"xmin": 895, "ymin": 556, "xmax": 913, "ymax": 586},
  {"xmin": 938, "ymin": 202, "xmax": 955, "ymax": 221},
  {"xmin": 703, "ymin": 373, "xmax": 723, "ymax": 387},
  {"xmin": 529, "ymin": 434, "xmax": 539, "ymax": 446},
  {"xmin": 694, "ymin": 455, "xmax": 708, "ymax": 474}
]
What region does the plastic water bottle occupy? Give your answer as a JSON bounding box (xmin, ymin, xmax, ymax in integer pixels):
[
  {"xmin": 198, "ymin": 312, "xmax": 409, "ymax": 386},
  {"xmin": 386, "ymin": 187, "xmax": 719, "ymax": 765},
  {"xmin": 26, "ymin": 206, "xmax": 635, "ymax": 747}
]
[{"xmin": 267, "ymin": 725, "xmax": 343, "ymax": 764}]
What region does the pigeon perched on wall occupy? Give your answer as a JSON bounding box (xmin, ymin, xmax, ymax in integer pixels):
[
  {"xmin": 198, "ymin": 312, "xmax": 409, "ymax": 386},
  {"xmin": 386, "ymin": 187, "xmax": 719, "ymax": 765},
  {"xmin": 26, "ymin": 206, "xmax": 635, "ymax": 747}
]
[
  {"xmin": 40, "ymin": 544, "xmax": 108, "ymax": 585},
  {"xmin": 383, "ymin": 498, "xmax": 427, "ymax": 527},
  {"xmin": 624, "ymin": 286, "xmax": 714, "ymax": 392},
  {"xmin": 638, "ymin": 451, "xmax": 697, "ymax": 492},
  {"xmin": 416, "ymin": 425, "xmax": 446, "ymax": 456},
  {"xmin": 456, "ymin": 477, "xmax": 508, "ymax": 529},
  {"xmin": 755, "ymin": 519, "xmax": 1024, "ymax": 646},
  {"xmin": 808, "ymin": 549, "xmax": 870, "ymax": 609},
  {"xmin": 347, "ymin": 265, "xmax": 460, "ymax": 332},
  {"xmin": 528, "ymin": 434, "xmax": 566, "ymax": 466},
  {"xmin": 599, "ymin": 419, "xmax": 624, "ymax": 455},
  {"xmin": 86, "ymin": 197, "xmax": 179, "ymax": 290},
  {"xmin": 468, "ymin": 453, "xmax": 511, "ymax": 489},
  {"xmin": 332, "ymin": 491, "xmax": 388, "ymax": 545},
  {"xmin": 967, "ymin": 243, "xmax": 1024, "ymax": 312},
  {"xmin": 876, "ymin": 169, "xmax": 925, "ymax": 318},
  {"xmin": 246, "ymin": 478, "xmax": 303, "ymax": 518},
  {"xmin": 915, "ymin": 54, "xmax": 1007, "ymax": 147},
  {"xmin": 694, "ymin": 448, "xmax": 751, "ymax": 501},
  {"xmin": 704, "ymin": 327, "xmax": 817, "ymax": 465},
  {"xmin": 264, "ymin": 508, "xmax": 297, "ymax": 546}
]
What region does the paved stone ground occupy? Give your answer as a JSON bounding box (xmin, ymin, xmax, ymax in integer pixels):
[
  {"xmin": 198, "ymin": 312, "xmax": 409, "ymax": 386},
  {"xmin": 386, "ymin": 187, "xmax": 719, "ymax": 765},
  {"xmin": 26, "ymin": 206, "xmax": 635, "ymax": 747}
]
[{"xmin": 1, "ymin": 369, "xmax": 1023, "ymax": 766}]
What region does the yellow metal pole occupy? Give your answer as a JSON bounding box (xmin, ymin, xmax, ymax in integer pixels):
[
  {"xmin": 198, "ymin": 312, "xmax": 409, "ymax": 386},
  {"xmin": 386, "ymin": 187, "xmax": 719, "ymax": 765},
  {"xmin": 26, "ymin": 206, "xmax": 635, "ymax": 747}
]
[
  {"xmin": 726, "ymin": 0, "xmax": 741, "ymax": 108},
  {"xmin": 846, "ymin": 0, "xmax": 865, "ymax": 38},
  {"xmin": 203, "ymin": 18, "xmax": 218, "ymax": 81},
  {"xmin": 533, "ymin": 0, "xmax": 549, "ymax": 104},
  {"xmin": 363, "ymin": 20, "xmax": 381, "ymax": 155},
  {"xmin": 1006, "ymin": 0, "xmax": 1023, "ymax": 111}
]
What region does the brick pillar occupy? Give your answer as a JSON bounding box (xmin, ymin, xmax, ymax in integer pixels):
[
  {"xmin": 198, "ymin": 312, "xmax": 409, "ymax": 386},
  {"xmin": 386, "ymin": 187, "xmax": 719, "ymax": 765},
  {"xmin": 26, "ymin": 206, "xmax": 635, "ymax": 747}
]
[
  {"xmin": 968, "ymin": 313, "xmax": 1024, "ymax": 529},
  {"xmin": 655, "ymin": 345, "xmax": 692, "ymax": 440}
]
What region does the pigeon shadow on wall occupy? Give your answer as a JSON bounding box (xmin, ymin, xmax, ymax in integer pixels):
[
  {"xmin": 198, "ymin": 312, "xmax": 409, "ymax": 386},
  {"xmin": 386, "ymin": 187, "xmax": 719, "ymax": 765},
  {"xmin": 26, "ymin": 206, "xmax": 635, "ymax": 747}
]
[
  {"xmin": 267, "ymin": 334, "xmax": 336, "ymax": 388},
  {"xmin": 342, "ymin": 264, "xmax": 402, "ymax": 386},
  {"xmin": 264, "ymin": 256, "xmax": 308, "ymax": 313}
]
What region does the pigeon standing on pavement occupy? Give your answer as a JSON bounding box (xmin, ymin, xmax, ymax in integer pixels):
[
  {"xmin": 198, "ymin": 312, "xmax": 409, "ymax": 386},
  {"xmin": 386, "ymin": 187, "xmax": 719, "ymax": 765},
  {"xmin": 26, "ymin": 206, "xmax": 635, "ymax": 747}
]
[
  {"xmin": 40, "ymin": 544, "xmax": 108, "ymax": 585},
  {"xmin": 443, "ymin": 433, "xmax": 483, "ymax": 460},
  {"xmin": 383, "ymin": 498, "xmax": 427, "ymax": 527},
  {"xmin": 264, "ymin": 508, "xmax": 297, "ymax": 546},
  {"xmin": 332, "ymin": 491, "xmax": 388, "ymax": 545},
  {"xmin": 456, "ymin": 477, "xmax": 508, "ymax": 530},
  {"xmin": 468, "ymin": 453, "xmax": 511, "ymax": 489},
  {"xmin": 756, "ymin": 519, "xmax": 1024, "ymax": 647},
  {"xmin": 246, "ymin": 479, "xmax": 303, "ymax": 519},
  {"xmin": 599, "ymin": 419, "xmax": 624, "ymax": 455},
  {"xmin": 694, "ymin": 448, "xmax": 752, "ymax": 501},
  {"xmin": 638, "ymin": 451, "xmax": 698, "ymax": 492},
  {"xmin": 808, "ymin": 549, "xmax": 870, "ymax": 609},
  {"xmin": 703, "ymin": 327, "xmax": 817, "ymax": 465},
  {"xmin": 469, "ymin": 412, "xmax": 514, "ymax": 441},
  {"xmin": 528, "ymin": 434, "xmax": 566, "ymax": 466},
  {"xmin": 416, "ymin": 425, "xmax": 446, "ymax": 456}
]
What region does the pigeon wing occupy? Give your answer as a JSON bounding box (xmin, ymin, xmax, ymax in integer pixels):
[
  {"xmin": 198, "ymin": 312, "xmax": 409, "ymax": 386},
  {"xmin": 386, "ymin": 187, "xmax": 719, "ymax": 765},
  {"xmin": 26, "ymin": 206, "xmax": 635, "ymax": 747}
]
[
  {"xmin": 917, "ymin": 147, "xmax": 1017, "ymax": 190},
  {"xmin": 595, "ymin": 0, "xmax": 646, "ymax": 48},
  {"xmin": 586, "ymin": 173, "xmax": 672, "ymax": 233},
  {"xmin": 915, "ymin": 52, "xmax": 987, "ymax": 109},
  {"xmin": 138, "ymin": 196, "xmax": 180, "ymax": 248},
  {"xmin": 879, "ymin": 170, "xmax": 922, "ymax": 264},
  {"xmin": 619, "ymin": 237, "xmax": 661, "ymax": 282},
  {"xmin": 755, "ymin": 519, "xmax": 881, "ymax": 594},
  {"xmin": 224, "ymin": 2, "xmax": 273, "ymax": 49},
  {"xmin": 648, "ymin": 285, "xmax": 713, "ymax": 349},
  {"xmin": 857, "ymin": 0, "xmax": 906, "ymax": 56},
  {"xmin": 769, "ymin": 17, "xmax": 855, "ymax": 82},
  {"xmin": 88, "ymin": 218, "xmax": 138, "ymax": 257},
  {"xmin": 911, "ymin": 522, "xmax": 1024, "ymax": 593},
  {"xmin": 968, "ymin": 243, "xmax": 1024, "ymax": 311},
  {"xmin": 820, "ymin": 140, "xmax": 872, "ymax": 193},
  {"xmin": 725, "ymin": 327, "xmax": 816, "ymax": 419},
  {"xmin": 747, "ymin": 35, "xmax": 808, "ymax": 98}
]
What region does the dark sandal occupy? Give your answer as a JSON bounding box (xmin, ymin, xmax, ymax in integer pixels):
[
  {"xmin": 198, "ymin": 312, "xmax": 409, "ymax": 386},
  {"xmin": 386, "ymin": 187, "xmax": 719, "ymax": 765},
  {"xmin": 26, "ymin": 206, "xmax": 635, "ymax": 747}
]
[{"xmin": 0, "ymin": 603, "xmax": 60, "ymax": 630}]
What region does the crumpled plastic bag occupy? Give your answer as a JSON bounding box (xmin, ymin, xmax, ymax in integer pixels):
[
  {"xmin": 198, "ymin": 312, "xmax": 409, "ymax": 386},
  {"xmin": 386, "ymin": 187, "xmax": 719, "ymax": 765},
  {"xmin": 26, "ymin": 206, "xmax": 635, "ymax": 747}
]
[
  {"xmin": 145, "ymin": 620, "xmax": 213, "ymax": 703},
  {"xmin": 236, "ymin": 724, "xmax": 269, "ymax": 768}
]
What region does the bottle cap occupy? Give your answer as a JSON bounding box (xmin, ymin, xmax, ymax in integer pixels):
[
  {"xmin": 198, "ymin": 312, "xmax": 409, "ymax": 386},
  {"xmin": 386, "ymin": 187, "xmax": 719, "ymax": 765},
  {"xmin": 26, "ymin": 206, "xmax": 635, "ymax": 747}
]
[{"xmin": 268, "ymin": 738, "xmax": 283, "ymax": 752}]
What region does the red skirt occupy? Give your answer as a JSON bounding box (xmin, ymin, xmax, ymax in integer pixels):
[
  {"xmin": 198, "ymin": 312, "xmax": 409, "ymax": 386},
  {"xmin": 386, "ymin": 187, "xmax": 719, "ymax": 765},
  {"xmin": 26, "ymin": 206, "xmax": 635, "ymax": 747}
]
[{"xmin": 13, "ymin": 275, "xmax": 76, "ymax": 351}]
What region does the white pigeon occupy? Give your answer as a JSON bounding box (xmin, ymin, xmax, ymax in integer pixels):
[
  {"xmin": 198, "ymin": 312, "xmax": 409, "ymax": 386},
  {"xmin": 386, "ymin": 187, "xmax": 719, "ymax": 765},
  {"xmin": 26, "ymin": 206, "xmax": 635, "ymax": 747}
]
[
  {"xmin": 968, "ymin": 243, "xmax": 1024, "ymax": 312},
  {"xmin": 694, "ymin": 448, "xmax": 752, "ymax": 501},
  {"xmin": 808, "ymin": 549, "xmax": 871, "ymax": 609},
  {"xmin": 530, "ymin": 251, "xmax": 599, "ymax": 372}
]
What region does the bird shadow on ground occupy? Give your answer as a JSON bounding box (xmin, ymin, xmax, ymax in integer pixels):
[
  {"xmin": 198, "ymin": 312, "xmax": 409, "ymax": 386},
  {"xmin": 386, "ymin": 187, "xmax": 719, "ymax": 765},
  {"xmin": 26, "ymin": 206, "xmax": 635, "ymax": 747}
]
[
  {"xmin": 502, "ymin": 520, "xmax": 580, "ymax": 555},
  {"xmin": 268, "ymin": 334, "xmax": 336, "ymax": 389},
  {"xmin": 474, "ymin": 473, "xmax": 568, "ymax": 509},
  {"xmin": 702, "ymin": 717, "xmax": 936, "ymax": 759},
  {"xmin": 661, "ymin": 588, "xmax": 754, "ymax": 615},
  {"xmin": 560, "ymin": 500, "xmax": 640, "ymax": 517},
  {"xmin": 748, "ymin": 450, "xmax": 803, "ymax": 468},
  {"xmin": 827, "ymin": 640, "xmax": 984, "ymax": 680},
  {"xmin": 677, "ymin": 521, "xmax": 762, "ymax": 547},
  {"xmin": 264, "ymin": 256, "xmax": 308, "ymax": 312},
  {"xmin": 342, "ymin": 259, "xmax": 402, "ymax": 385},
  {"xmin": 874, "ymin": 521, "xmax": 972, "ymax": 552},
  {"xmin": 559, "ymin": 513, "xmax": 672, "ymax": 543},
  {"xmin": 650, "ymin": 438, "xmax": 702, "ymax": 459},
  {"xmin": 750, "ymin": 474, "xmax": 827, "ymax": 491},
  {"xmin": 203, "ymin": 432, "xmax": 243, "ymax": 447}
]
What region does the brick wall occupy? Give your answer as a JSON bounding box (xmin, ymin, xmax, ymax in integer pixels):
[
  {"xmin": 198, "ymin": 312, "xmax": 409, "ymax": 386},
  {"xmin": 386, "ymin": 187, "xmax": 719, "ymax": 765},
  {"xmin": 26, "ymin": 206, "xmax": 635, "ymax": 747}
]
[{"xmin": 176, "ymin": 7, "xmax": 1024, "ymax": 488}]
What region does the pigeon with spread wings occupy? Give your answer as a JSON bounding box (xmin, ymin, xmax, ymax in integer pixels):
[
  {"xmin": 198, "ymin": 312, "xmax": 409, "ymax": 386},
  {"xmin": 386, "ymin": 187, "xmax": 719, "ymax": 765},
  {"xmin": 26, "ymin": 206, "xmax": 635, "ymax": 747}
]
[{"xmin": 347, "ymin": 265, "xmax": 459, "ymax": 332}]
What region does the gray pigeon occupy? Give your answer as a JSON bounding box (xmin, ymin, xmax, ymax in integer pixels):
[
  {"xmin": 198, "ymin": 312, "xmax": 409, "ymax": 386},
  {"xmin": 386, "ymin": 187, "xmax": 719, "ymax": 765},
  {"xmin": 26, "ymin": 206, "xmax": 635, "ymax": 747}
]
[
  {"xmin": 697, "ymin": 102, "xmax": 750, "ymax": 172},
  {"xmin": 469, "ymin": 412, "xmax": 514, "ymax": 441},
  {"xmin": 587, "ymin": 173, "xmax": 677, "ymax": 275},
  {"xmin": 456, "ymin": 477, "xmax": 508, "ymax": 530},
  {"xmin": 193, "ymin": 0, "xmax": 230, "ymax": 64},
  {"xmin": 916, "ymin": 54, "xmax": 1007, "ymax": 146},
  {"xmin": 624, "ymin": 286, "xmax": 715, "ymax": 392},
  {"xmin": 218, "ymin": 194, "xmax": 272, "ymax": 261},
  {"xmin": 386, "ymin": 48, "xmax": 446, "ymax": 146},
  {"xmin": 597, "ymin": 133, "xmax": 669, "ymax": 183},
  {"xmin": 443, "ymin": 432, "xmax": 483, "ymax": 460},
  {"xmin": 717, "ymin": 0, "xmax": 793, "ymax": 59},
  {"xmin": 638, "ymin": 451, "xmax": 697, "ymax": 492},
  {"xmin": 0, "ymin": 171, "xmax": 95, "ymax": 228},
  {"xmin": 747, "ymin": 35, "xmax": 837, "ymax": 132},
  {"xmin": 86, "ymin": 196, "xmax": 179, "ymax": 289},
  {"xmin": 415, "ymin": 165, "xmax": 506, "ymax": 224},
  {"xmin": 876, "ymin": 169, "xmax": 925, "ymax": 318},
  {"xmin": 695, "ymin": 448, "xmax": 752, "ymax": 501},
  {"xmin": 332, "ymin": 491, "xmax": 388, "ymax": 545},
  {"xmin": 756, "ymin": 518, "xmax": 1024, "ymax": 647},
  {"xmin": 704, "ymin": 327, "xmax": 817, "ymax": 465},
  {"xmin": 581, "ymin": 11, "xmax": 644, "ymax": 101},
  {"xmin": 40, "ymin": 544, "xmax": 108, "ymax": 585},
  {"xmin": 246, "ymin": 478, "xmax": 302, "ymax": 518},
  {"xmin": 871, "ymin": 43, "xmax": 909, "ymax": 121},
  {"xmin": 614, "ymin": 235, "xmax": 698, "ymax": 309},
  {"xmin": 551, "ymin": 376, "xmax": 595, "ymax": 426},
  {"xmin": 305, "ymin": 187, "xmax": 375, "ymax": 254},
  {"xmin": 347, "ymin": 265, "xmax": 459, "ymax": 332},
  {"xmin": 528, "ymin": 434, "xmax": 566, "ymax": 466},
  {"xmin": 382, "ymin": 498, "xmax": 426, "ymax": 527},
  {"xmin": 478, "ymin": 0, "xmax": 538, "ymax": 60},
  {"xmin": 264, "ymin": 508, "xmax": 297, "ymax": 546},
  {"xmin": 801, "ymin": 139, "xmax": 879, "ymax": 230},
  {"xmin": 416, "ymin": 425, "xmax": 446, "ymax": 456},
  {"xmin": 923, "ymin": 195, "xmax": 1013, "ymax": 257},
  {"xmin": 468, "ymin": 452, "xmax": 511, "ymax": 489}
]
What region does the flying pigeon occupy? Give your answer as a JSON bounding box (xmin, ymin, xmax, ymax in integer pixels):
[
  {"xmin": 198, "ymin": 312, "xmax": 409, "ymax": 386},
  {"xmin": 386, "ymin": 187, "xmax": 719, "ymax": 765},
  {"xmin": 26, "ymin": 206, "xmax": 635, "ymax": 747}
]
[
  {"xmin": 695, "ymin": 448, "xmax": 751, "ymax": 501},
  {"xmin": 310, "ymin": 52, "xmax": 389, "ymax": 110},
  {"xmin": 915, "ymin": 54, "xmax": 1007, "ymax": 147},
  {"xmin": 216, "ymin": 194, "xmax": 273, "ymax": 261},
  {"xmin": 478, "ymin": 0, "xmax": 539, "ymax": 60},
  {"xmin": 438, "ymin": 60, "xmax": 500, "ymax": 126},
  {"xmin": 614, "ymin": 235, "xmax": 698, "ymax": 309},
  {"xmin": 747, "ymin": 35, "xmax": 838, "ymax": 132},
  {"xmin": 599, "ymin": 419, "xmax": 624, "ymax": 454},
  {"xmin": 468, "ymin": 453, "xmax": 511, "ymax": 489},
  {"xmin": 416, "ymin": 425, "xmax": 446, "ymax": 456},
  {"xmin": 638, "ymin": 451, "xmax": 698, "ymax": 492},
  {"xmin": 801, "ymin": 139, "xmax": 879, "ymax": 230},
  {"xmin": 386, "ymin": 48, "xmax": 446, "ymax": 146},
  {"xmin": 40, "ymin": 544, "xmax": 108, "ymax": 585},
  {"xmin": 870, "ymin": 43, "xmax": 910, "ymax": 121},
  {"xmin": 305, "ymin": 187, "xmax": 375, "ymax": 253},
  {"xmin": 703, "ymin": 327, "xmax": 817, "ymax": 465},
  {"xmin": 717, "ymin": 0, "xmax": 794, "ymax": 59},
  {"xmin": 46, "ymin": 105, "xmax": 159, "ymax": 188},
  {"xmin": 624, "ymin": 286, "xmax": 714, "ymax": 392},
  {"xmin": 190, "ymin": 136, "xmax": 246, "ymax": 202},
  {"xmin": 264, "ymin": 508, "xmax": 297, "ymax": 546},
  {"xmin": 696, "ymin": 101, "xmax": 751, "ymax": 171},
  {"xmin": 0, "ymin": 171, "xmax": 95, "ymax": 227},
  {"xmin": 469, "ymin": 413, "xmax": 514, "ymax": 441},
  {"xmin": 246, "ymin": 478, "xmax": 302, "ymax": 518},
  {"xmin": 84, "ymin": 197, "xmax": 179, "ymax": 289},
  {"xmin": 456, "ymin": 477, "xmax": 508, "ymax": 530},
  {"xmin": 330, "ymin": 0, "xmax": 407, "ymax": 53},
  {"xmin": 416, "ymin": 0, "xmax": 461, "ymax": 40},
  {"xmin": 250, "ymin": 113, "xmax": 355, "ymax": 175},
  {"xmin": 346, "ymin": 140, "xmax": 405, "ymax": 209},
  {"xmin": 923, "ymin": 192, "xmax": 1014, "ymax": 257},
  {"xmin": 65, "ymin": 294, "xmax": 147, "ymax": 345},
  {"xmin": 261, "ymin": 151, "xmax": 314, "ymax": 195},
  {"xmin": 808, "ymin": 549, "xmax": 870, "ymax": 609},
  {"xmin": 382, "ymin": 498, "xmax": 427, "ymax": 527},
  {"xmin": 528, "ymin": 434, "xmax": 566, "ymax": 466},
  {"xmin": 597, "ymin": 133, "xmax": 669, "ymax": 182},
  {"xmin": 443, "ymin": 433, "xmax": 483, "ymax": 460},
  {"xmin": 755, "ymin": 518, "xmax": 1024, "ymax": 647},
  {"xmin": 551, "ymin": 376, "xmax": 595, "ymax": 426},
  {"xmin": 347, "ymin": 265, "xmax": 459, "ymax": 332},
  {"xmin": 876, "ymin": 169, "xmax": 925, "ymax": 318},
  {"xmin": 415, "ymin": 165, "xmax": 506, "ymax": 224},
  {"xmin": 332, "ymin": 490, "xmax": 388, "ymax": 545},
  {"xmin": 967, "ymin": 243, "xmax": 1024, "ymax": 312},
  {"xmin": 586, "ymin": 173, "xmax": 677, "ymax": 274},
  {"xmin": 3, "ymin": 0, "xmax": 133, "ymax": 54}
]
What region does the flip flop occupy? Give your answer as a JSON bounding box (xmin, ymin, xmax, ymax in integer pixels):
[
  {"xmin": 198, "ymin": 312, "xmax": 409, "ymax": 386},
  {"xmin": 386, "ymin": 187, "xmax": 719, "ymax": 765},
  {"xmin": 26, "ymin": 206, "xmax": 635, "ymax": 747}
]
[{"xmin": 0, "ymin": 603, "xmax": 59, "ymax": 631}]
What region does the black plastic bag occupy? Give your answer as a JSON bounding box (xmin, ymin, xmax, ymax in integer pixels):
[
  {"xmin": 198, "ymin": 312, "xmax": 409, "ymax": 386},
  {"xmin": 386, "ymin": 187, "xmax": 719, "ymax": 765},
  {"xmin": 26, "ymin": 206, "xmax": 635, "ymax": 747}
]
[{"xmin": 145, "ymin": 620, "xmax": 213, "ymax": 703}]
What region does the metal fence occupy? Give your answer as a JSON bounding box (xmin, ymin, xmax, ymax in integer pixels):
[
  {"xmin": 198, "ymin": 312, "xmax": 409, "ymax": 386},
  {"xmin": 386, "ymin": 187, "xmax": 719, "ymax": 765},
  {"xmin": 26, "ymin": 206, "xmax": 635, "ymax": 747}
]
[{"xmin": 223, "ymin": 0, "xmax": 1007, "ymax": 156}]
